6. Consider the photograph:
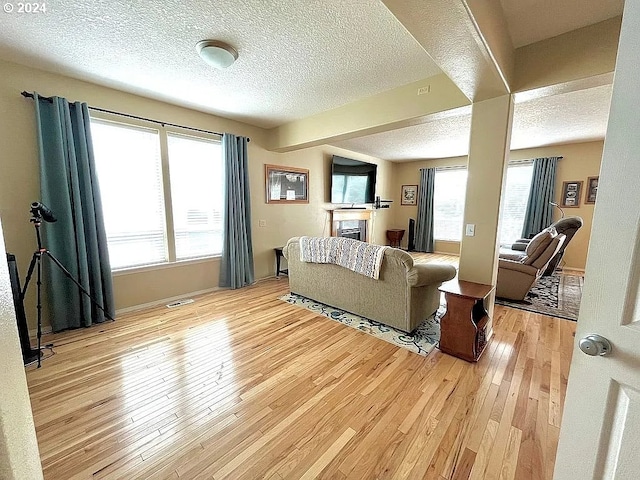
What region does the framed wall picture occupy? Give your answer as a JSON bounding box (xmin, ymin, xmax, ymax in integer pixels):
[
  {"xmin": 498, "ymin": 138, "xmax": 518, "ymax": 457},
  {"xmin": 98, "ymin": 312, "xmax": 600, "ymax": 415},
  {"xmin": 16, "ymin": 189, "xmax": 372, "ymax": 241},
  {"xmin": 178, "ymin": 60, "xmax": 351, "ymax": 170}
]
[
  {"xmin": 585, "ymin": 176, "xmax": 599, "ymax": 204},
  {"xmin": 401, "ymin": 184, "xmax": 418, "ymax": 205},
  {"xmin": 265, "ymin": 164, "xmax": 309, "ymax": 204},
  {"xmin": 560, "ymin": 180, "xmax": 583, "ymax": 208}
]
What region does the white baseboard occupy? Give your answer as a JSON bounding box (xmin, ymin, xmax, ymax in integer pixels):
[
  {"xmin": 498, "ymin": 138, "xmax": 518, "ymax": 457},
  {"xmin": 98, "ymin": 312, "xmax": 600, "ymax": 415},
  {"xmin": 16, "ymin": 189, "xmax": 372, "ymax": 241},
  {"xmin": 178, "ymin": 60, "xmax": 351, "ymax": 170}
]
[
  {"xmin": 31, "ymin": 278, "xmax": 277, "ymax": 334},
  {"xmin": 117, "ymin": 276, "xmax": 282, "ymax": 315},
  {"xmin": 28, "ymin": 325, "xmax": 53, "ymax": 338},
  {"xmin": 116, "ymin": 287, "xmax": 220, "ymax": 315},
  {"xmin": 561, "ymin": 267, "xmax": 586, "ymax": 275}
]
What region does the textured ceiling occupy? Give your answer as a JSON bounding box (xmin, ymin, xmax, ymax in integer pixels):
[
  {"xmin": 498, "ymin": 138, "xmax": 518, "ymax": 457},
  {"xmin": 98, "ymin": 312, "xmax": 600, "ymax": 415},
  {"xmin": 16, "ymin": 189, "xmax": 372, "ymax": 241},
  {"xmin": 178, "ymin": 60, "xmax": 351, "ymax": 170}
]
[
  {"xmin": 0, "ymin": 0, "xmax": 620, "ymax": 153},
  {"xmin": 0, "ymin": 0, "xmax": 441, "ymax": 128},
  {"xmin": 332, "ymin": 109, "xmax": 473, "ymax": 161},
  {"xmin": 499, "ymin": 0, "xmax": 624, "ymax": 47},
  {"xmin": 332, "ymin": 85, "xmax": 612, "ymax": 161}
]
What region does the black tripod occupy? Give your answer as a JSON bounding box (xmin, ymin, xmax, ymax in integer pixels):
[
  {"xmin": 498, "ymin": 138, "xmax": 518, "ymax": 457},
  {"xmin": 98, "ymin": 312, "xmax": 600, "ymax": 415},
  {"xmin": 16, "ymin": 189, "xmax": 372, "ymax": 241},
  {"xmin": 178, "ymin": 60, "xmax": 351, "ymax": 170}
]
[{"xmin": 20, "ymin": 203, "xmax": 114, "ymax": 368}]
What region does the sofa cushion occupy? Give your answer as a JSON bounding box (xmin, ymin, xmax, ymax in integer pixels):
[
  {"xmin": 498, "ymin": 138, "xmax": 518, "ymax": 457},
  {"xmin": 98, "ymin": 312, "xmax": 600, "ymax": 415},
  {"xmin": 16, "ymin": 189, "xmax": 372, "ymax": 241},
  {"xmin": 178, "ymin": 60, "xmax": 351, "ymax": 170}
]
[{"xmin": 524, "ymin": 227, "xmax": 556, "ymax": 263}]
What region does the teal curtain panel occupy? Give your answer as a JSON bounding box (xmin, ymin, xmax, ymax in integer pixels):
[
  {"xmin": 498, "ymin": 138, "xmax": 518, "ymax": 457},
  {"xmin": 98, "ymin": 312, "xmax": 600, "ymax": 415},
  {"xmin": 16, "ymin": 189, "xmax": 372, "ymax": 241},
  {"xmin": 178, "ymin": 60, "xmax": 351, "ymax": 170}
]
[
  {"xmin": 219, "ymin": 133, "xmax": 255, "ymax": 289},
  {"xmin": 415, "ymin": 168, "xmax": 436, "ymax": 253},
  {"xmin": 34, "ymin": 93, "xmax": 115, "ymax": 332},
  {"xmin": 522, "ymin": 157, "xmax": 560, "ymax": 238}
]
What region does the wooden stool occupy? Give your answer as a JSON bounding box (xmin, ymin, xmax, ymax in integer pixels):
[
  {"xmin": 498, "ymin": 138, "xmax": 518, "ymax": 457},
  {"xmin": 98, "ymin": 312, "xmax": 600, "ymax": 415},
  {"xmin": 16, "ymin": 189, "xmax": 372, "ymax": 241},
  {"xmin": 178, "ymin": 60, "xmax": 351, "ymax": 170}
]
[{"xmin": 386, "ymin": 229, "xmax": 405, "ymax": 248}]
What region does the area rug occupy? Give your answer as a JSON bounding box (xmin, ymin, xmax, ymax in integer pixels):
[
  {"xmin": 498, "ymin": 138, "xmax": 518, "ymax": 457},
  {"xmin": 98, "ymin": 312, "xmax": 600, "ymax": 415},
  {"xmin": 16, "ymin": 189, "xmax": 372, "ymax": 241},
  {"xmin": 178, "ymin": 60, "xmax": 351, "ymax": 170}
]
[
  {"xmin": 495, "ymin": 272, "xmax": 583, "ymax": 321},
  {"xmin": 279, "ymin": 293, "xmax": 445, "ymax": 356}
]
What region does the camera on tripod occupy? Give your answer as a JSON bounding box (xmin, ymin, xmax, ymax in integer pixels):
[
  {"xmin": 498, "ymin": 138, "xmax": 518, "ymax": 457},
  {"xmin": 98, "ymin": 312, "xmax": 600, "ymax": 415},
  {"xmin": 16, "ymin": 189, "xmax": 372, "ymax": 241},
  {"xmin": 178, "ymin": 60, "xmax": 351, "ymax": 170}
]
[
  {"xmin": 19, "ymin": 201, "xmax": 113, "ymax": 367},
  {"xmin": 30, "ymin": 201, "xmax": 57, "ymax": 223}
]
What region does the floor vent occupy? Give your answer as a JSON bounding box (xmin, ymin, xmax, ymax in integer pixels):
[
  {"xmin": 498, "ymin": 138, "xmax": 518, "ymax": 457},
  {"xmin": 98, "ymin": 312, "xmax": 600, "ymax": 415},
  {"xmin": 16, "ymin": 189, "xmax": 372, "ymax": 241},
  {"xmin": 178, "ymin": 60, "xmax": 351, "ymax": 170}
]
[{"xmin": 166, "ymin": 299, "xmax": 195, "ymax": 308}]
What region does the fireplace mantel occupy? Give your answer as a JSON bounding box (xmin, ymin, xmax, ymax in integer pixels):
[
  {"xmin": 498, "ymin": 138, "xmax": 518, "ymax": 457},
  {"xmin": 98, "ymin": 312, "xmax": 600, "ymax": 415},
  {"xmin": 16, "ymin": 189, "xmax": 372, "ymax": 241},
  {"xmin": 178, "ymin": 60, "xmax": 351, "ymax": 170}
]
[{"xmin": 330, "ymin": 209, "xmax": 373, "ymax": 243}]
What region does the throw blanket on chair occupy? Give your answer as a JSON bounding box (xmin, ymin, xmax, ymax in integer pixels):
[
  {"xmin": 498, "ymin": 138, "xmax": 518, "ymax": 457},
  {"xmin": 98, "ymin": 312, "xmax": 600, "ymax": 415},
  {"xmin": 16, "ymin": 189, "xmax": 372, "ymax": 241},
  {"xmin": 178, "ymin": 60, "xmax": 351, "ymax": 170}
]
[{"xmin": 299, "ymin": 236, "xmax": 387, "ymax": 279}]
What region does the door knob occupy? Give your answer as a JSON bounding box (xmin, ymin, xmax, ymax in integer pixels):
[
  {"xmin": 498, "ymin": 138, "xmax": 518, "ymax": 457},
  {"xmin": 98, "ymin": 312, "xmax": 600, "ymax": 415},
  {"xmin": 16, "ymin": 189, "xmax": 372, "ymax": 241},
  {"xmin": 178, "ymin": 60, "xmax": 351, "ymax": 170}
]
[{"xmin": 579, "ymin": 334, "xmax": 612, "ymax": 357}]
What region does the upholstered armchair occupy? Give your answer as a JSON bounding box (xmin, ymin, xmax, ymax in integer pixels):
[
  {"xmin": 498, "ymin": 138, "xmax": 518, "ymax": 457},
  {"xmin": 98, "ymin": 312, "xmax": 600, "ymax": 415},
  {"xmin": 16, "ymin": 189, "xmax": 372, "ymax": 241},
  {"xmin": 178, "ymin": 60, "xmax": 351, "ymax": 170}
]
[
  {"xmin": 497, "ymin": 230, "xmax": 566, "ymax": 301},
  {"xmin": 503, "ymin": 216, "xmax": 583, "ymax": 275}
]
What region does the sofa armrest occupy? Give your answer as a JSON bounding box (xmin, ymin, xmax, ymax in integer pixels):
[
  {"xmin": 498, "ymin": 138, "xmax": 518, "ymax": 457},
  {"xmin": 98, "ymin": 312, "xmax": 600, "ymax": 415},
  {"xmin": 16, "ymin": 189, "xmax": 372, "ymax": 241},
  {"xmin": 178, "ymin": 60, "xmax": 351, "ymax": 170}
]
[
  {"xmin": 511, "ymin": 242, "xmax": 527, "ymax": 251},
  {"xmin": 498, "ymin": 258, "xmax": 538, "ymax": 276},
  {"xmin": 499, "ymin": 249, "xmax": 527, "ymax": 261},
  {"xmin": 407, "ymin": 263, "xmax": 456, "ymax": 287},
  {"xmin": 282, "ymin": 237, "xmax": 300, "ymax": 260}
]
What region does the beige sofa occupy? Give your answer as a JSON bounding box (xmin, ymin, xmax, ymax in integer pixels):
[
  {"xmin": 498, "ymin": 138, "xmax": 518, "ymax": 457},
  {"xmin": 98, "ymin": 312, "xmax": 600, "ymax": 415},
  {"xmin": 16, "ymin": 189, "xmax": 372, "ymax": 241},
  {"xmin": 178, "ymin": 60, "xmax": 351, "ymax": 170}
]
[{"xmin": 282, "ymin": 237, "xmax": 456, "ymax": 333}]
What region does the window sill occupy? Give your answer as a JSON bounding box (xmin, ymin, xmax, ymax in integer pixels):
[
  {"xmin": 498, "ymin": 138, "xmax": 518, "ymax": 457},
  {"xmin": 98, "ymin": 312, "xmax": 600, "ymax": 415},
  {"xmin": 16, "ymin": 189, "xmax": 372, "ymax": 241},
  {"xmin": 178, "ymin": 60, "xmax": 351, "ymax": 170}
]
[{"xmin": 112, "ymin": 255, "xmax": 220, "ymax": 276}]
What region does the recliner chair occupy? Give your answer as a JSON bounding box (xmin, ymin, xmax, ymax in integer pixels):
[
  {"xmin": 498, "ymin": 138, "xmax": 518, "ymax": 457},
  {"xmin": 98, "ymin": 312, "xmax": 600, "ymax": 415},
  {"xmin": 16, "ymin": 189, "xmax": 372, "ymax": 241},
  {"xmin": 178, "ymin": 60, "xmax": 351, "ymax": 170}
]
[
  {"xmin": 497, "ymin": 231, "xmax": 566, "ymax": 301},
  {"xmin": 500, "ymin": 216, "xmax": 583, "ymax": 276}
]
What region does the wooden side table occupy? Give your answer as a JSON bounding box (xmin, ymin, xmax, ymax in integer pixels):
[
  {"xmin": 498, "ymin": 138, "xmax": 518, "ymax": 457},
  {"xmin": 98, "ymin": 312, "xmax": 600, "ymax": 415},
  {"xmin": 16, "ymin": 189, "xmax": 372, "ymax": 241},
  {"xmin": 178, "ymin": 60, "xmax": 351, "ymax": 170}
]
[
  {"xmin": 274, "ymin": 247, "xmax": 288, "ymax": 277},
  {"xmin": 386, "ymin": 229, "xmax": 405, "ymax": 248},
  {"xmin": 438, "ymin": 279, "xmax": 494, "ymax": 362}
]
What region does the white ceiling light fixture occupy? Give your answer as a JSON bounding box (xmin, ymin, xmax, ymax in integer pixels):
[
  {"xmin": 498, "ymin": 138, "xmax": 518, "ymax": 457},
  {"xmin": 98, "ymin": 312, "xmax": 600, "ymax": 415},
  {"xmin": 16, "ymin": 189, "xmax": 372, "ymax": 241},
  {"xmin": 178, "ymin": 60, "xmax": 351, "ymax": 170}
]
[{"xmin": 196, "ymin": 40, "xmax": 238, "ymax": 69}]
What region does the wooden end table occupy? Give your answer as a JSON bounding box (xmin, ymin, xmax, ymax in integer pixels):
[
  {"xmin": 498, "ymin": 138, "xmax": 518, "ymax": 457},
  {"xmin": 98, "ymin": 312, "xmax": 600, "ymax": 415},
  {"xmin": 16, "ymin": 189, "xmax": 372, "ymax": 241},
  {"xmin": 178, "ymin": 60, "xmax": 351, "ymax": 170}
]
[
  {"xmin": 274, "ymin": 247, "xmax": 288, "ymax": 277},
  {"xmin": 438, "ymin": 279, "xmax": 494, "ymax": 362}
]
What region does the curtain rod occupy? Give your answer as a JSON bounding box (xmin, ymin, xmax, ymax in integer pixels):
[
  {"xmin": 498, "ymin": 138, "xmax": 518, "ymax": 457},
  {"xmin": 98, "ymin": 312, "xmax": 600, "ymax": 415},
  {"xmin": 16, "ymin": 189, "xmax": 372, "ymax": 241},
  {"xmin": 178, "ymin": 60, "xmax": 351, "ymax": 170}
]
[
  {"xmin": 429, "ymin": 155, "xmax": 565, "ymax": 171},
  {"xmin": 21, "ymin": 91, "xmax": 249, "ymax": 141}
]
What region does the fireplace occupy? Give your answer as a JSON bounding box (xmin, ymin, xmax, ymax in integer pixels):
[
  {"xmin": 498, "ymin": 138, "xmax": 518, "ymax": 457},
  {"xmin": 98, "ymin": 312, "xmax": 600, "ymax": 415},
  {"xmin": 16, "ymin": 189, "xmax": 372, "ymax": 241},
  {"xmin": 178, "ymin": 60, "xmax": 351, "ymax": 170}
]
[
  {"xmin": 337, "ymin": 219, "xmax": 367, "ymax": 241},
  {"xmin": 330, "ymin": 209, "xmax": 372, "ymax": 243}
]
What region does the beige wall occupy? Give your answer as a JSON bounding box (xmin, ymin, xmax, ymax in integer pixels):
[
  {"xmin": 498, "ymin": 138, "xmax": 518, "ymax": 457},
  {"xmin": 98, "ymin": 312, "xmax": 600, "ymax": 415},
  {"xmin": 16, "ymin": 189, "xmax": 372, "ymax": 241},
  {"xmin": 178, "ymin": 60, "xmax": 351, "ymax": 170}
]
[
  {"xmin": 0, "ymin": 218, "xmax": 43, "ymax": 480},
  {"xmin": 392, "ymin": 156, "xmax": 467, "ymax": 253},
  {"xmin": 252, "ymin": 145, "xmax": 393, "ymax": 277},
  {"xmin": 390, "ymin": 141, "xmax": 603, "ymax": 270},
  {"xmin": 511, "ymin": 141, "xmax": 603, "ymax": 271},
  {"xmin": 514, "ymin": 17, "xmax": 620, "ymax": 93},
  {"xmin": 0, "ymin": 59, "xmax": 391, "ymax": 326}
]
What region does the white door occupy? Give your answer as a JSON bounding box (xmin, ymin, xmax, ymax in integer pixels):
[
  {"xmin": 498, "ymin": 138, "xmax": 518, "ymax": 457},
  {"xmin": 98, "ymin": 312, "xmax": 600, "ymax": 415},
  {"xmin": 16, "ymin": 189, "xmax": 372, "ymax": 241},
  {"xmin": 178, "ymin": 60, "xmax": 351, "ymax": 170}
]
[{"xmin": 554, "ymin": 2, "xmax": 640, "ymax": 479}]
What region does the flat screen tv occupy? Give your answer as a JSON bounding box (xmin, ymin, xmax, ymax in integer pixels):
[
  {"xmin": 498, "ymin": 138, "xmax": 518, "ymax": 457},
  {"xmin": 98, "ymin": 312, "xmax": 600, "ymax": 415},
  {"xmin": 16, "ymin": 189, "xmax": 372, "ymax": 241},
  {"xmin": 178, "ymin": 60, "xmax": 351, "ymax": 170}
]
[{"xmin": 331, "ymin": 156, "xmax": 377, "ymax": 204}]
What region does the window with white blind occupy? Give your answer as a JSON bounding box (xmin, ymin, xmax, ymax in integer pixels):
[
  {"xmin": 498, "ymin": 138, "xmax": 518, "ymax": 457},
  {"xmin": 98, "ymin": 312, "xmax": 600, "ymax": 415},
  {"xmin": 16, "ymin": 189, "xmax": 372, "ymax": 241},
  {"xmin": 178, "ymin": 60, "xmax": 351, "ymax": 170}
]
[
  {"xmin": 434, "ymin": 168, "xmax": 468, "ymax": 241},
  {"xmin": 499, "ymin": 163, "xmax": 534, "ymax": 245},
  {"xmin": 91, "ymin": 118, "xmax": 223, "ymax": 270},
  {"xmin": 91, "ymin": 120, "xmax": 167, "ymax": 269},
  {"xmin": 167, "ymin": 133, "xmax": 224, "ymax": 259}
]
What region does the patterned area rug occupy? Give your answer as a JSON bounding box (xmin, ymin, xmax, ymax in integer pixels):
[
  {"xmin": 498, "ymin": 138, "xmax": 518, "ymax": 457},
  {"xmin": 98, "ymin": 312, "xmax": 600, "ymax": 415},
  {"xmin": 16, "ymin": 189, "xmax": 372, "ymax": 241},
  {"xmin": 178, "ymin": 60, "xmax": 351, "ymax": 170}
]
[
  {"xmin": 496, "ymin": 272, "xmax": 583, "ymax": 321},
  {"xmin": 280, "ymin": 293, "xmax": 444, "ymax": 356}
]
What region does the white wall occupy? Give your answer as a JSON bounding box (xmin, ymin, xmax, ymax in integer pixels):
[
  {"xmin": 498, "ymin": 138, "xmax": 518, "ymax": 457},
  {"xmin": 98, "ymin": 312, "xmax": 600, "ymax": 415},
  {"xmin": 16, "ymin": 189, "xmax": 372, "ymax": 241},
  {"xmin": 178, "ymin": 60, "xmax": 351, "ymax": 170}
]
[{"xmin": 0, "ymin": 216, "xmax": 43, "ymax": 479}]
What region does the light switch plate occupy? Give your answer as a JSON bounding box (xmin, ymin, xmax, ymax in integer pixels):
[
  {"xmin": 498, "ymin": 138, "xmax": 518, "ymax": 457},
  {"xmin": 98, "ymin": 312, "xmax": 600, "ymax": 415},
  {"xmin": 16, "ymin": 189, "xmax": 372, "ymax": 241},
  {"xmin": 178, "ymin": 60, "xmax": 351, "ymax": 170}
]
[{"xmin": 465, "ymin": 224, "xmax": 475, "ymax": 236}]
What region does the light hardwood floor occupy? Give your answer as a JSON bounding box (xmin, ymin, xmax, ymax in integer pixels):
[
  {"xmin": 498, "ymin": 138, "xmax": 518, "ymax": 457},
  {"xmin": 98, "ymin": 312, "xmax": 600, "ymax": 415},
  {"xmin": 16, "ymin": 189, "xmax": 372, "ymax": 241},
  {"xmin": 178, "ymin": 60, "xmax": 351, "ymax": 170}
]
[{"xmin": 26, "ymin": 256, "xmax": 575, "ymax": 479}]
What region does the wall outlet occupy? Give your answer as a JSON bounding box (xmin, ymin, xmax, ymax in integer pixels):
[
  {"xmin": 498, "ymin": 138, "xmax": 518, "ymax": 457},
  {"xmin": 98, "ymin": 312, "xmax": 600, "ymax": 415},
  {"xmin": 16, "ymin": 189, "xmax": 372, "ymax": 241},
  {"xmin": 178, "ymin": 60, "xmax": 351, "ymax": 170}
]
[
  {"xmin": 417, "ymin": 85, "xmax": 431, "ymax": 95},
  {"xmin": 465, "ymin": 224, "xmax": 475, "ymax": 236},
  {"xmin": 259, "ymin": 220, "xmax": 267, "ymax": 227}
]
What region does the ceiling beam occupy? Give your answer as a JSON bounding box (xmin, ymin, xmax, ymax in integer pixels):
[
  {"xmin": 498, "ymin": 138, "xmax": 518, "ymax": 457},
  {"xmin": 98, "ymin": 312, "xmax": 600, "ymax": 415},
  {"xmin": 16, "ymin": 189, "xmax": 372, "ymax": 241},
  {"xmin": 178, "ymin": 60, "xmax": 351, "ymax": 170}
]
[
  {"xmin": 269, "ymin": 74, "xmax": 469, "ymax": 152},
  {"xmin": 382, "ymin": 0, "xmax": 514, "ymax": 102},
  {"xmin": 268, "ymin": 6, "xmax": 620, "ymax": 154},
  {"xmin": 513, "ymin": 17, "xmax": 621, "ymax": 94}
]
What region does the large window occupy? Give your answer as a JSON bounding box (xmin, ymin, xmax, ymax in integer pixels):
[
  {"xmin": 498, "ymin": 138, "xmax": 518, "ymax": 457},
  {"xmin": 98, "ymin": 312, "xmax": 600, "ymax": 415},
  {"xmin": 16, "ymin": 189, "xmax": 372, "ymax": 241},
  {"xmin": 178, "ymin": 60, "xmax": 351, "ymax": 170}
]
[
  {"xmin": 91, "ymin": 118, "xmax": 223, "ymax": 270},
  {"xmin": 167, "ymin": 133, "xmax": 223, "ymax": 260},
  {"xmin": 434, "ymin": 168, "xmax": 467, "ymax": 241},
  {"xmin": 499, "ymin": 163, "xmax": 534, "ymax": 245}
]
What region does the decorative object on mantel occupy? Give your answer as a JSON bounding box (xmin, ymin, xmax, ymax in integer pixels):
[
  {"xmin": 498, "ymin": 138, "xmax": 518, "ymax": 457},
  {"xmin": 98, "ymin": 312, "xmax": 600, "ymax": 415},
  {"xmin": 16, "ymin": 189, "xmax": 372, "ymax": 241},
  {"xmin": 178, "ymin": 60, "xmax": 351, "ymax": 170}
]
[
  {"xmin": 585, "ymin": 176, "xmax": 599, "ymax": 204},
  {"xmin": 560, "ymin": 180, "xmax": 583, "ymax": 208},
  {"xmin": 373, "ymin": 195, "xmax": 392, "ymax": 209},
  {"xmin": 401, "ymin": 184, "xmax": 418, "ymax": 205},
  {"xmin": 280, "ymin": 293, "xmax": 445, "ymax": 356},
  {"xmin": 265, "ymin": 164, "xmax": 309, "ymax": 204}
]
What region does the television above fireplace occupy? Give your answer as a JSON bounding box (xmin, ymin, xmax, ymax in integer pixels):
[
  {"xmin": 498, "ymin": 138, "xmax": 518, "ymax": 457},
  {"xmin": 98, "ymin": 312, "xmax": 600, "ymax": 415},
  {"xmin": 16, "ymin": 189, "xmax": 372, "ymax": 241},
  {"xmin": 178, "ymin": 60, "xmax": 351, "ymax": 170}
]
[{"xmin": 330, "ymin": 156, "xmax": 377, "ymax": 204}]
